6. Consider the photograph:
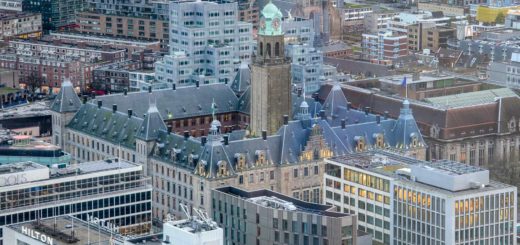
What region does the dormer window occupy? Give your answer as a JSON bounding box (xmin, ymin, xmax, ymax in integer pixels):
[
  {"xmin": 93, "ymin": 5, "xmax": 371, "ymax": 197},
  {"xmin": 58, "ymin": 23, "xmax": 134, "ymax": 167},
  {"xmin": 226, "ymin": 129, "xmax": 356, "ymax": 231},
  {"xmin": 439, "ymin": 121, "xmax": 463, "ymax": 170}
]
[
  {"xmin": 235, "ymin": 153, "xmax": 246, "ymax": 171},
  {"xmin": 410, "ymin": 133, "xmax": 419, "ymax": 148},
  {"xmin": 217, "ymin": 160, "xmax": 228, "ymax": 177},
  {"xmin": 354, "ymin": 136, "xmax": 366, "ymax": 152},
  {"xmin": 373, "ymin": 133, "xmax": 384, "ymax": 148},
  {"xmin": 255, "ymin": 150, "xmax": 266, "ymax": 166},
  {"xmin": 197, "ymin": 160, "xmax": 207, "ymax": 177}
]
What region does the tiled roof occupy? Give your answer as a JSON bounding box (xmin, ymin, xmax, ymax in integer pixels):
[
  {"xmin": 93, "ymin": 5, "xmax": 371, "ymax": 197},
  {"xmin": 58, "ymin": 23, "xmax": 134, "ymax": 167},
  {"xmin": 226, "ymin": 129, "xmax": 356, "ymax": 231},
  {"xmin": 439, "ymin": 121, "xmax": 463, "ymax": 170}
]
[{"xmin": 50, "ymin": 81, "xmax": 82, "ymax": 113}]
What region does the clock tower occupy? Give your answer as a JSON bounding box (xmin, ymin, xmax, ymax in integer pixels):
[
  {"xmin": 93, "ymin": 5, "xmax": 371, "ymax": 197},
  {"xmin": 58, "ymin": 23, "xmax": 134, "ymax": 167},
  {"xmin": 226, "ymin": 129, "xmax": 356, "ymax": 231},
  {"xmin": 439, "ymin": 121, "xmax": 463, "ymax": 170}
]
[{"xmin": 250, "ymin": 1, "xmax": 292, "ymax": 136}]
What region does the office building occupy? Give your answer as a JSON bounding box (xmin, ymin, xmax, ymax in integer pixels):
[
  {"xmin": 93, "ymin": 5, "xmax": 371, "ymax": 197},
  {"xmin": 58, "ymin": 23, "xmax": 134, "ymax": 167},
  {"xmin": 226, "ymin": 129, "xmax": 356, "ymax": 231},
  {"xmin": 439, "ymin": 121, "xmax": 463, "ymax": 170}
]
[
  {"xmin": 361, "ymin": 31, "xmax": 408, "ymax": 65},
  {"xmin": 0, "ymin": 11, "xmax": 41, "ymax": 40},
  {"xmin": 282, "ymin": 16, "xmax": 316, "ymax": 46},
  {"xmin": 154, "ymin": 0, "xmax": 254, "ymax": 87},
  {"xmin": 0, "ymin": 159, "xmax": 152, "ymax": 245},
  {"xmin": 21, "ymin": 0, "xmax": 86, "ymax": 30},
  {"xmin": 286, "ymin": 43, "xmax": 339, "ymax": 94},
  {"xmin": 488, "ymin": 52, "xmax": 520, "ymax": 88},
  {"xmin": 407, "ymin": 24, "xmax": 456, "ymax": 52},
  {"xmin": 324, "ymin": 151, "xmax": 517, "ymax": 245},
  {"xmin": 213, "ymin": 186, "xmax": 372, "ymax": 245}
]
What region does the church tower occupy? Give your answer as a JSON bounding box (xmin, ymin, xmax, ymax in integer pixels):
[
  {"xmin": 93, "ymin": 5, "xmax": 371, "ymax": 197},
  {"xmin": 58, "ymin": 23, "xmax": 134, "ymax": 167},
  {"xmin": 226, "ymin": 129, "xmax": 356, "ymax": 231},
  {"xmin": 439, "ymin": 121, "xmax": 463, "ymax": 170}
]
[{"xmin": 250, "ymin": 1, "xmax": 292, "ymax": 135}]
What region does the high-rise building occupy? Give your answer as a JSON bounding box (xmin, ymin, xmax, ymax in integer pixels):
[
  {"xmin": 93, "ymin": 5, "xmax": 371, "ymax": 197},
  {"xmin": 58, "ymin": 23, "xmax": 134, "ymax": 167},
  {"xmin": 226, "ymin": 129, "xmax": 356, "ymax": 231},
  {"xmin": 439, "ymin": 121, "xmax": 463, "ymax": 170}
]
[
  {"xmin": 0, "ymin": 159, "xmax": 152, "ymax": 245},
  {"xmin": 361, "ymin": 31, "xmax": 408, "ymax": 66},
  {"xmin": 154, "ymin": 0, "xmax": 253, "ymax": 87},
  {"xmin": 212, "ymin": 186, "xmax": 372, "ymax": 245},
  {"xmin": 323, "ymin": 151, "xmax": 517, "ymax": 245},
  {"xmin": 250, "ymin": 2, "xmax": 291, "ymax": 135},
  {"xmin": 22, "ymin": 0, "xmax": 86, "ymax": 30}
]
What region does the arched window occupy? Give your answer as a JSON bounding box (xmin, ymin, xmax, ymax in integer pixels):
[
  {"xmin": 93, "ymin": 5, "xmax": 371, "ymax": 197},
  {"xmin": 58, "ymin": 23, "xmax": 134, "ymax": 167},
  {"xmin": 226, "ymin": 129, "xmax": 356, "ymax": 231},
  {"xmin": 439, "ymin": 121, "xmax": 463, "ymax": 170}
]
[
  {"xmin": 259, "ymin": 42, "xmax": 263, "ymax": 56},
  {"xmin": 266, "ymin": 43, "xmax": 271, "ymax": 57},
  {"xmin": 275, "ymin": 42, "xmax": 280, "ymax": 57}
]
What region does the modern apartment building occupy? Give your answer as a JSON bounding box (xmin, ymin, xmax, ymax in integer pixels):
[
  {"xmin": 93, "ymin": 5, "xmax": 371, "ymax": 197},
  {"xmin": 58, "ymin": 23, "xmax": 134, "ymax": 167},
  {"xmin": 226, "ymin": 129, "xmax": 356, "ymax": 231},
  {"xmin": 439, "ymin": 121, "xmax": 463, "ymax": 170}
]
[
  {"xmin": 283, "ymin": 16, "xmax": 316, "ymax": 46},
  {"xmin": 77, "ymin": 13, "xmax": 169, "ymax": 51},
  {"xmin": 154, "ymin": 0, "xmax": 253, "ymax": 87},
  {"xmin": 323, "ymin": 151, "xmax": 517, "ymax": 245},
  {"xmin": 408, "ymin": 23, "xmax": 456, "ymax": 52},
  {"xmin": 0, "ymin": 11, "xmax": 41, "ymax": 40},
  {"xmin": 361, "ymin": 31, "xmax": 408, "ymax": 65},
  {"xmin": 0, "ymin": 159, "xmax": 153, "ymax": 245},
  {"xmin": 212, "ymin": 186, "xmax": 372, "ymax": 245}
]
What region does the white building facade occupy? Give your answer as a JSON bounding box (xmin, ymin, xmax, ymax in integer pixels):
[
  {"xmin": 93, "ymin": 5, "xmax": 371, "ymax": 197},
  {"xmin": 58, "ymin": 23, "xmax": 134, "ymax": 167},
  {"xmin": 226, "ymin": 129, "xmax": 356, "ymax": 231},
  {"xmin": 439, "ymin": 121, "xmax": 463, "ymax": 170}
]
[
  {"xmin": 154, "ymin": 0, "xmax": 253, "ymax": 86},
  {"xmin": 324, "ymin": 152, "xmax": 517, "ymax": 245}
]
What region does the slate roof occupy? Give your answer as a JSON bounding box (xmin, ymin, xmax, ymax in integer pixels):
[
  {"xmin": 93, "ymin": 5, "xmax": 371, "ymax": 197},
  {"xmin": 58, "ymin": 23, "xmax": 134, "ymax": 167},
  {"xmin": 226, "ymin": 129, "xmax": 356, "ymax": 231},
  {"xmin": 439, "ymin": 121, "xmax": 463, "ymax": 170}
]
[
  {"xmin": 136, "ymin": 103, "xmax": 168, "ymax": 141},
  {"xmin": 150, "ymin": 85, "xmax": 425, "ymax": 179},
  {"xmin": 230, "ymin": 63, "xmax": 251, "ymax": 95},
  {"xmin": 50, "ymin": 80, "xmax": 82, "ymax": 113},
  {"xmin": 67, "ymin": 103, "xmax": 143, "ymax": 150},
  {"xmin": 93, "ymin": 83, "xmax": 240, "ymax": 120}
]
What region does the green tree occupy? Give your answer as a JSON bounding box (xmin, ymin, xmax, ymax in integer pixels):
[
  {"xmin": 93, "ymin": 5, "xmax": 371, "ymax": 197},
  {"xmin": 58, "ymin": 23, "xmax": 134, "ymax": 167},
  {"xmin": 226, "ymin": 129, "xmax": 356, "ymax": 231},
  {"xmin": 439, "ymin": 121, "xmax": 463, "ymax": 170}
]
[{"xmin": 495, "ymin": 12, "xmax": 505, "ymax": 24}]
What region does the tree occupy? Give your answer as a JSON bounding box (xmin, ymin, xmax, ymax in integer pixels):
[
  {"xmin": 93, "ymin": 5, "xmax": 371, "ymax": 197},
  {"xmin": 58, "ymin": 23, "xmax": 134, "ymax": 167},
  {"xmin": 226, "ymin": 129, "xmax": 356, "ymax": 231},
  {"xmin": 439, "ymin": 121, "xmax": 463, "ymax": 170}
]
[
  {"xmin": 495, "ymin": 12, "xmax": 505, "ymax": 24},
  {"xmin": 24, "ymin": 72, "xmax": 44, "ymax": 94}
]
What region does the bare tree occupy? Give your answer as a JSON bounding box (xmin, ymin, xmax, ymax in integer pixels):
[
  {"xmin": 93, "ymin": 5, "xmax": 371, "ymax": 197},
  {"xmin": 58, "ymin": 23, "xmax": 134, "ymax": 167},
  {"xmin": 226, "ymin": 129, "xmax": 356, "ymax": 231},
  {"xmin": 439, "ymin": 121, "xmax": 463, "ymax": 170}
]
[{"xmin": 24, "ymin": 72, "xmax": 44, "ymax": 94}]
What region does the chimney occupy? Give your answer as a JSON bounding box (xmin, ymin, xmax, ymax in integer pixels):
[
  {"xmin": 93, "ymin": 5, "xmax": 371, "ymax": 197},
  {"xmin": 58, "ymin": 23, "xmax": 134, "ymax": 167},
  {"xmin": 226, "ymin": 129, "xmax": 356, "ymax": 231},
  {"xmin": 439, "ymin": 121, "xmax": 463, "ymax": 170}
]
[
  {"xmin": 297, "ymin": 88, "xmax": 302, "ymax": 97},
  {"xmin": 127, "ymin": 109, "xmax": 133, "ymax": 118},
  {"xmin": 376, "ymin": 115, "xmax": 381, "ymax": 124},
  {"xmin": 196, "ymin": 81, "xmax": 200, "ymax": 88},
  {"xmin": 341, "ymin": 119, "xmax": 346, "ymax": 129},
  {"xmin": 364, "ymin": 107, "xmax": 370, "ymax": 115},
  {"xmin": 91, "ymin": 92, "xmax": 96, "ymax": 99},
  {"xmin": 112, "ymin": 104, "xmax": 117, "ymax": 113},
  {"xmin": 313, "ymin": 93, "xmax": 320, "ymax": 102},
  {"xmin": 384, "ymin": 111, "xmax": 389, "ymax": 120},
  {"xmin": 283, "ymin": 115, "xmax": 289, "ymax": 125},
  {"xmin": 167, "ymin": 125, "xmax": 172, "ymax": 134},
  {"xmin": 261, "ymin": 130, "xmax": 267, "ymax": 140},
  {"xmin": 183, "ymin": 131, "xmax": 190, "ymax": 140},
  {"xmin": 172, "ymin": 83, "xmax": 176, "ymax": 90},
  {"xmin": 319, "ymin": 110, "xmax": 326, "ymax": 120},
  {"xmin": 97, "ymin": 100, "xmax": 102, "ymax": 108},
  {"xmin": 347, "ymin": 102, "xmax": 351, "ymax": 111},
  {"xmin": 412, "ymin": 72, "xmax": 420, "ymax": 81},
  {"xmin": 123, "ymin": 89, "xmax": 127, "ymax": 96},
  {"xmin": 82, "ymin": 96, "xmax": 87, "ymax": 104},
  {"xmin": 224, "ymin": 80, "xmax": 228, "ymax": 85},
  {"xmin": 223, "ymin": 135, "xmax": 229, "ymax": 145},
  {"xmin": 148, "ymin": 86, "xmax": 152, "ymax": 93},
  {"xmin": 201, "ymin": 136, "xmax": 207, "ymax": 146}
]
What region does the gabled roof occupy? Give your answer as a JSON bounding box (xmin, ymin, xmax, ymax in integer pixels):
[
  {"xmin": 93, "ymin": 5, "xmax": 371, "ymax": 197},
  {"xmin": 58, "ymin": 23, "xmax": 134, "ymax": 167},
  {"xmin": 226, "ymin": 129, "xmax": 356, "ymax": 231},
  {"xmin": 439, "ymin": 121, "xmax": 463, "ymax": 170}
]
[
  {"xmin": 50, "ymin": 80, "xmax": 81, "ymax": 113},
  {"xmin": 94, "ymin": 83, "xmax": 240, "ymax": 120},
  {"xmin": 136, "ymin": 103, "xmax": 168, "ymax": 141}
]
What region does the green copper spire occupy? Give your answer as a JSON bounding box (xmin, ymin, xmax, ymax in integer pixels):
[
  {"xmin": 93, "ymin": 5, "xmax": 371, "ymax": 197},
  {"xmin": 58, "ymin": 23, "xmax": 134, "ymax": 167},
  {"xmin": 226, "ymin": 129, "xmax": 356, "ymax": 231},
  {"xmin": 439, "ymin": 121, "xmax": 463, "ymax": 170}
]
[{"xmin": 258, "ymin": 1, "xmax": 283, "ymax": 36}]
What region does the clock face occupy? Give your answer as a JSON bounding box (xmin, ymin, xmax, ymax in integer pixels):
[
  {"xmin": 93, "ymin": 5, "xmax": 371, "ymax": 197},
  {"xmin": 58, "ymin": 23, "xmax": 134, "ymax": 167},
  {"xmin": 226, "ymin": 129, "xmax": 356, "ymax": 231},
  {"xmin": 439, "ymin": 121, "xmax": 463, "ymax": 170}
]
[
  {"xmin": 272, "ymin": 18, "xmax": 280, "ymax": 30},
  {"xmin": 259, "ymin": 19, "xmax": 266, "ymax": 30}
]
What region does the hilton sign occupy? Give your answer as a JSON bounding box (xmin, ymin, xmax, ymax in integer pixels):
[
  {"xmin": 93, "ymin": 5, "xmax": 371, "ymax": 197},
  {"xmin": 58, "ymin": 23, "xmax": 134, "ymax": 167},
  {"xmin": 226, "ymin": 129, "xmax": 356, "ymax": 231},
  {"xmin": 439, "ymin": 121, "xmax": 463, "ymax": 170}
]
[{"xmin": 21, "ymin": 226, "xmax": 54, "ymax": 245}]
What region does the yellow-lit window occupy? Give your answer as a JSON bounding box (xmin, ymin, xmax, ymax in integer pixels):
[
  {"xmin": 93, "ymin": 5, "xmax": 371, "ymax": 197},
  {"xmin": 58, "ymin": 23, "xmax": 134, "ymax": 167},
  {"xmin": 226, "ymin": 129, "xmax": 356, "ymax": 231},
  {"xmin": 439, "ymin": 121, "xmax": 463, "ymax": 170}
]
[
  {"xmin": 350, "ymin": 186, "xmax": 356, "ymax": 194},
  {"xmin": 343, "ymin": 184, "xmax": 350, "ymax": 193},
  {"xmin": 376, "ymin": 193, "xmax": 383, "ymax": 203},
  {"xmin": 358, "ymin": 189, "xmax": 366, "ymax": 198},
  {"xmin": 470, "ymin": 199, "xmax": 474, "ymax": 212},
  {"xmin": 455, "ymin": 201, "xmax": 459, "ymax": 215},
  {"xmin": 403, "ymin": 189, "xmax": 408, "ymax": 201},
  {"xmin": 368, "ymin": 191, "xmax": 374, "ymax": 200}
]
